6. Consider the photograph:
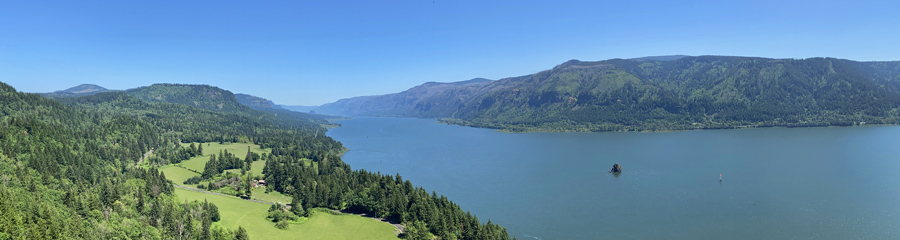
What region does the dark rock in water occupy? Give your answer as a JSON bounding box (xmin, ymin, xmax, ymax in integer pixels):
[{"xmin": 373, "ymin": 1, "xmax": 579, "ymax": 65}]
[{"xmin": 609, "ymin": 163, "xmax": 622, "ymax": 173}]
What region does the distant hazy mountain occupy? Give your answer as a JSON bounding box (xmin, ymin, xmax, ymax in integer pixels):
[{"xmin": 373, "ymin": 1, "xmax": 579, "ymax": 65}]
[
  {"xmin": 235, "ymin": 93, "xmax": 285, "ymax": 110},
  {"xmin": 315, "ymin": 78, "xmax": 494, "ymax": 117},
  {"xmin": 629, "ymin": 55, "xmax": 690, "ymax": 61},
  {"xmin": 277, "ymin": 105, "xmax": 318, "ymax": 113},
  {"xmin": 316, "ymin": 56, "xmax": 900, "ymax": 132},
  {"xmin": 42, "ymin": 84, "xmax": 114, "ymax": 98}
]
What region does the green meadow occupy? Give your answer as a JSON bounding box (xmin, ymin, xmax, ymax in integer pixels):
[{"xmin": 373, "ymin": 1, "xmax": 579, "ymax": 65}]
[
  {"xmin": 175, "ymin": 188, "xmax": 399, "ymax": 240},
  {"xmin": 160, "ymin": 165, "xmax": 200, "ymax": 185},
  {"xmin": 250, "ymin": 187, "xmax": 291, "ymax": 204},
  {"xmin": 164, "ymin": 142, "xmax": 397, "ymax": 240},
  {"xmin": 179, "ymin": 142, "xmax": 271, "ymax": 173},
  {"xmin": 161, "ymin": 142, "xmax": 292, "ymax": 202}
]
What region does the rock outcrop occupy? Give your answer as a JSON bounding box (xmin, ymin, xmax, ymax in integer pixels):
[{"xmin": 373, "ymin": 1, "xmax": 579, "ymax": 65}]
[{"xmin": 609, "ymin": 163, "xmax": 622, "ymax": 173}]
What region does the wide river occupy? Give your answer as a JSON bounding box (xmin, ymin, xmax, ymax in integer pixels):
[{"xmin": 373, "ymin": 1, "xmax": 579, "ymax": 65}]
[{"xmin": 327, "ymin": 117, "xmax": 900, "ymax": 239}]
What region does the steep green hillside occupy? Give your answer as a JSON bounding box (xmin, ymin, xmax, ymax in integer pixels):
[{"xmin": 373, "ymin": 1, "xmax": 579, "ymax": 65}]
[
  {"xmin": 122, "ymin": 84, "xmax": 342, "ymax": 148},
  {"xmin": 126, "ymin": 83, "xmax": 246, "ymax": 112},
  {"xmin": 317, "ymin": 56, "xmax": 900, "ymax": 132},
  {"xmin": 0, "ymin": 82, "xmax": 245, "ymax": 239}
]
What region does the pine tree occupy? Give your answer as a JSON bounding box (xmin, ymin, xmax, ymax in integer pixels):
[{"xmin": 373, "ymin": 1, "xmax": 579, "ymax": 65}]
[
  {"xmin": 189, "ymin": 143, "xmax": 197, "ymax": 157},
  {"xmin": 242, "ymin": 175, "xmax": 253, "ymax": 198},
  {"xmin": 202, "ymin": 154, "xmax": 218, "ymax": 179},
  {"xmin": 244, "ymin": 147, "xmax": 253, "ymax": 173},
  {"xmin": 207, "ymin": 202, "xmax": 221, "ymax": 222},
  {"xmin": 291, "ymin": 193, "xmax": 306, "ymax": 217},
  {"xmin": 235, "ymin": 226, "xmax": 249, "ymax": 240}
]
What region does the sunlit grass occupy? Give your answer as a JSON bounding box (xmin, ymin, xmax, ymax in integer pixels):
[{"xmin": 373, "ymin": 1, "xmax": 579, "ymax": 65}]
[
  {"xmin": 160, "ymin": 165, "xmax": 200, "ymax": 185},
  {"xmin": 178, "ymin": 142, "xmax": 271, "ymax": 172},
  {"xmin": 175, "ymin": 188, "xmax": 398, "ymax": 240}
]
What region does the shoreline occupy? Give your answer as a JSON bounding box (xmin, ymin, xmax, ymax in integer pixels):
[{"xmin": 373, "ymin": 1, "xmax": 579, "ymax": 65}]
[{"xmin": 324, "ymin": 115, "xmax": 896, "ymax": 134}]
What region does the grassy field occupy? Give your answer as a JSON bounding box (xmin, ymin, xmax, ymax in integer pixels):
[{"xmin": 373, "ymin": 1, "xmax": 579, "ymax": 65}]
[
  {"xmin": 179, "ymin": 142, "xmax": 270, "ymax": 173},
  {"xmin": 160, "ymin": 165, "xmax": 200, "ymax": 185},
  {"xmin": 175, "ymin": 188, "xmax": 399, "ymax": 240},
  {"xmin": 248, "ymin": 160, "xmax": 267, "ymax": 177},
  {"xmin": 250, "ymin": 187, "xmax": 291, "ymax": 204}
]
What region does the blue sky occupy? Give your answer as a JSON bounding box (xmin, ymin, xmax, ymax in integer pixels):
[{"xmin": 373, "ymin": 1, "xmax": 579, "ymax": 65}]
[{"xmin": 1, "ymin": 0, "xmax": 898, "ymax": 105}]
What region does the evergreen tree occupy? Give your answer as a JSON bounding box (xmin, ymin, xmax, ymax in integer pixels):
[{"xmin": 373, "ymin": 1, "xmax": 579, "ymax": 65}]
[
  {"xmin": 234, "ymin": 226, "xmax": 249, "ymax": 240},
  {"xmin": 244, "ymin": 147, "xmax": 253, "ymax": 172},
  {"xmin": 189, "ymin": 143, "xmax": 198, "ymax": 157},
  {"xmin": 207, "ymin": 202, "xmax": 221, "ymax": 222},
  {"xmin": 202, "ymin": 154, "xmax": 218, "ymax": 179},
  {"xmin": 242, "ymin": 175, "xmax": 253, "ymax": 198},
  {"xmin": 291, "ymin": 193, "xmax": 306, "ymax": 217}
]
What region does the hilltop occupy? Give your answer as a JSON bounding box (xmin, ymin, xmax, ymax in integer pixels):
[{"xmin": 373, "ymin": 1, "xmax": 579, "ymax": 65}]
[{"xmin": 41, "ymin": 83, "xmax": 113, "ymax": 98}]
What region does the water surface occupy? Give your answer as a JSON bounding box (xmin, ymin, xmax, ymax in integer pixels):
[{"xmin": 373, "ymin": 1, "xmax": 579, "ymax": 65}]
[{"xmin": 327, "ymin": 117, "xmax": 900, "ymax": 239}]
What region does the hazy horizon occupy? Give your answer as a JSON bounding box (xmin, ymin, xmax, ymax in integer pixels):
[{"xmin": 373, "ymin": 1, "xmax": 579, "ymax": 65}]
[
  {"xmin": 25, "ymin": 53, "xmax": 896, "ymax": 107},
  {"xmin": 3, "ymin": 0, "xmax": 899, "ymax": 105}
]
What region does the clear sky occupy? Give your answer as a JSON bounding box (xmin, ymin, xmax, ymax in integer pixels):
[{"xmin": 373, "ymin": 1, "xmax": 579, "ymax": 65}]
[{"xmin": 1, "ymin": 0, "xmax": 898, "ymax": 105}]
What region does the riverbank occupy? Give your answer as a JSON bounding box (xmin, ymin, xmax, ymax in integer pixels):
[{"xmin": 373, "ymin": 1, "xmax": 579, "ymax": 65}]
[{"xmin": 437, "ymin": 117, "xmax": 895, "ymax": 133}]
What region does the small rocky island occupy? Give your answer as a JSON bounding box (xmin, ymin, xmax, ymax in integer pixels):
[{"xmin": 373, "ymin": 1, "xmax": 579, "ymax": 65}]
[{"xmin": 609, "ymin": 163, "xmax": 622, "ymax": 173}]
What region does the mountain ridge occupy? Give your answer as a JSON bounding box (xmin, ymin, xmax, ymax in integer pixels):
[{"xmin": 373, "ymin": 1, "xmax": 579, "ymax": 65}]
[
  {"xmin": 315, "ymin": 55, "xmax": 900, "ymax": 132},
  {"xmin": 41, "ymin": 83, "xmax": 114, "ymax": 98},
  {"xmin": 235, "ymin": 93, "xmax": 285, "ymax": 110},
  {"xmin": 316, "ymin": 78, "xmax": 494, "ymax": 117}
]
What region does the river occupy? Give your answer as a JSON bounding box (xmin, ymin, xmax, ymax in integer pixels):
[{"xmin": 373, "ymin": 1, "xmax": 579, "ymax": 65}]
[{"xmin": 327, "ymin": 117, "xmax": 900, "ymax": 239}]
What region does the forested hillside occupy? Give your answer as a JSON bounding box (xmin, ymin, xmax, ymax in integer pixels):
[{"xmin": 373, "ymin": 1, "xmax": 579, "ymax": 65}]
[
  {"xmin": 1, "ymin": 82, "xmax": 512, "ymax": 240},
  {"xmin": 0, "ymin": 82, "xmax": 243, "ymax": 239},
  {"xmin": 317, "ymin": 56, "xmax": 900, "ymax": 132},
  {"xmin": 234, "ymin": 93, "xmax": 284, "ymax": 110}
]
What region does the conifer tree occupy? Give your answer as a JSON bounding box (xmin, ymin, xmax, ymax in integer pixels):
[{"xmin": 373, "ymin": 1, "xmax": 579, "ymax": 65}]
[{"xmin": 202, "ymin": 154, "xmax": 218, "ymax": 179}]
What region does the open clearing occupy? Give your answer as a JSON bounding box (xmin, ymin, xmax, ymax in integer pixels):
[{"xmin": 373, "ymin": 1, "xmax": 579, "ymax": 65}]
[
  {"xmin": 175, "ymin": 188, "xmax": 399, "ymax": 240},
  {"xmin": 179, "ymin": 142, "xmax": 270, "ymax": 173},
  {"xmin": 250, "ymin": 187, "xmax": 291, "ymax": 204},
  {"xmin": 160, "ymin": 165, "xmax": 200, "ymax": 185},
  {"xmin": 167, "ymin": 142, "xmax": 396, "ymax": 239}
]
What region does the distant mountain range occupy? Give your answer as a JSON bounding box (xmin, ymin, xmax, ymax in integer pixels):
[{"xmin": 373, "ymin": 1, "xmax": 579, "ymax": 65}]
[
  {"xmin": 315, "ymin": 55, "xmax": 900, "ymax": 132},
  {"xmin": 40, "ymin": 55, "xmax": 900, "ymax": 132},
  {"xmin": 231, "ymin": 94, "xmax": 319, "ymax": 113},
  {"xmin": 41, "ymin": 84, "xmax": 114, "ymax": 98},
  {"xmin": 277, "ymin": 105, "xmax": 319, "ymax": 113},
  {"xmin": 316, "ymin": 78, "xmax": 494, "ymax": 117},
  {"xmin": 43, "ymin": 84, "xmax": 329, "ymax": 117},
  {"xmin": 235, "ymin": 93, "xmax": 285, "ymax": 110}
]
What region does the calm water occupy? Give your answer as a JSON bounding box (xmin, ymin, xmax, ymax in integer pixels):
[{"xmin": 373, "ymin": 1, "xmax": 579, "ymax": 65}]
[{"xmin": 327, "ymin": 117, "xmax": 900, "ymax": 239}]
